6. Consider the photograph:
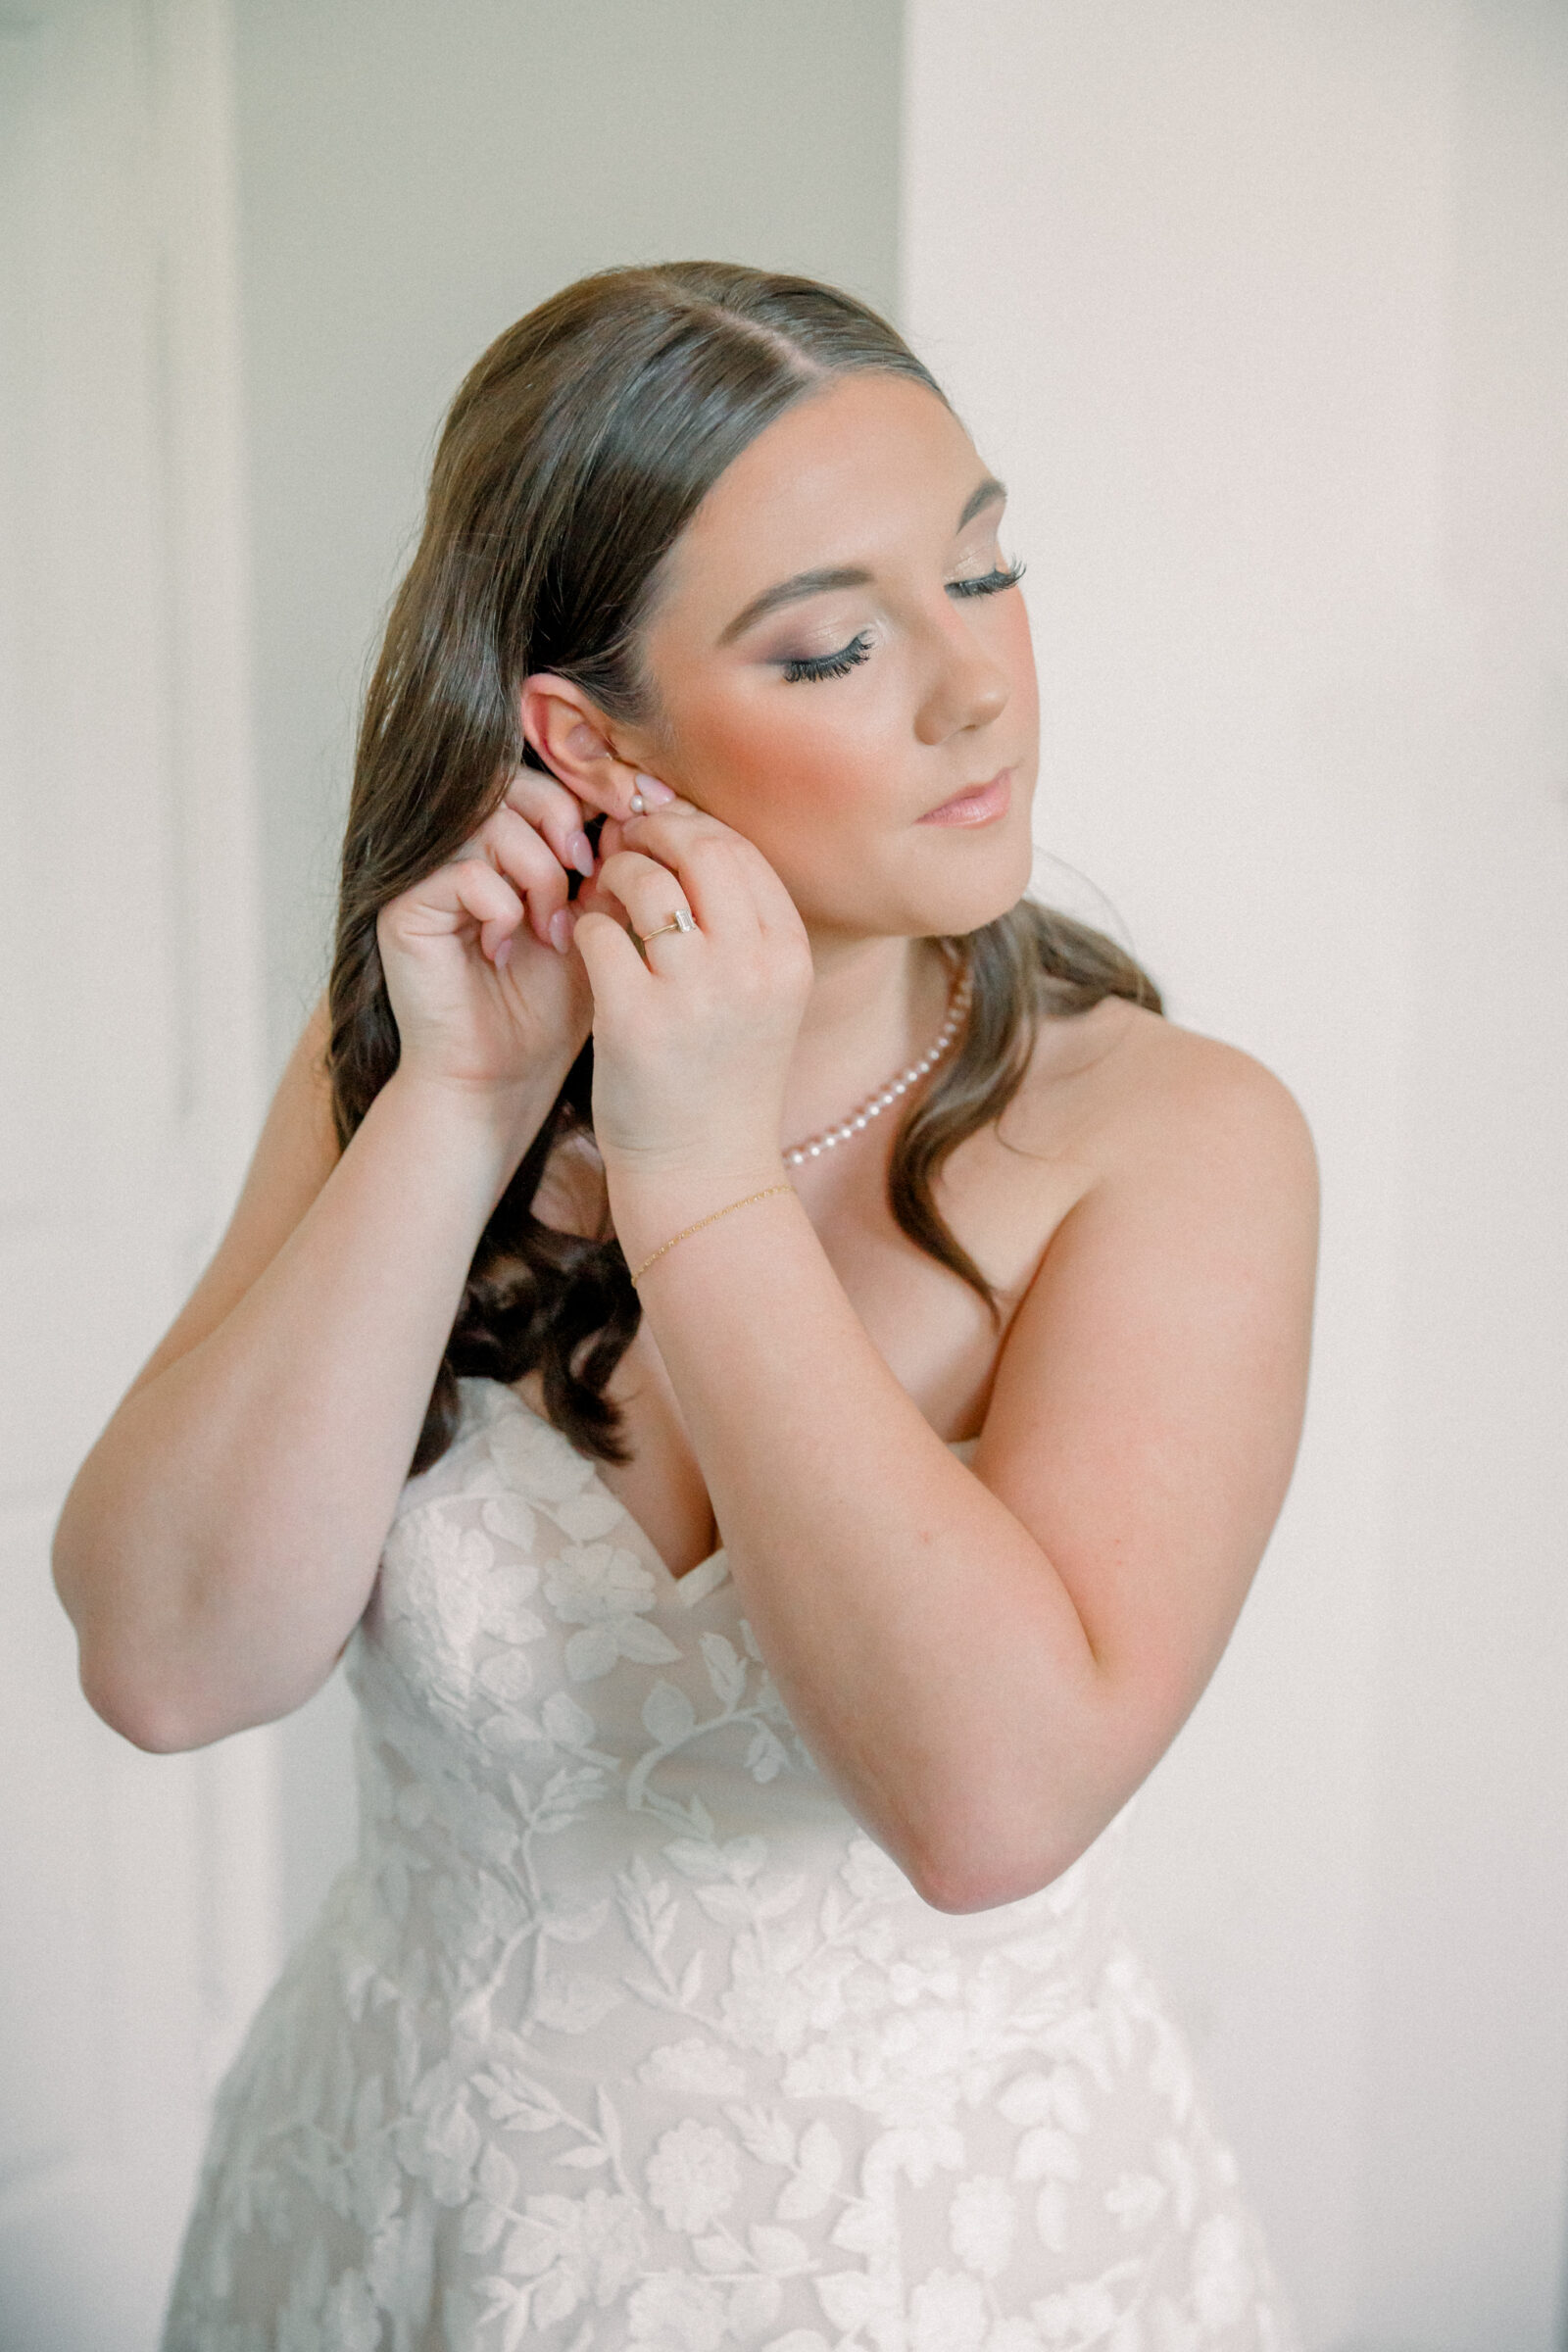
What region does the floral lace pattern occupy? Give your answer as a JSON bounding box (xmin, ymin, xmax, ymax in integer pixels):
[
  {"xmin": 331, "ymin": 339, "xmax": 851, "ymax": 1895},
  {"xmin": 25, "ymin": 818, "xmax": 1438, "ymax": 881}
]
[{"xmin": 163, "ymin": 1377, "xmax": 1299, "ymax": 2352}]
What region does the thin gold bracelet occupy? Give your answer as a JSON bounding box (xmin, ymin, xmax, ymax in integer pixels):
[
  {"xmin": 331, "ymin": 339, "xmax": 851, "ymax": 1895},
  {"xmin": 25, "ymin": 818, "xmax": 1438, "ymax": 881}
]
[{"xmin": 627, "ymin": 1184, "xmax": 794, "ymax": 1288}]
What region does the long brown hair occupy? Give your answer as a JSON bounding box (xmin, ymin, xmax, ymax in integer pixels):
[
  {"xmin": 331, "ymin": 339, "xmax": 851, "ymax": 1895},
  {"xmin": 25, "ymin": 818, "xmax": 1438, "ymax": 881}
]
[{"xmin": 327, "ymin": 262, "xmax": 1160, "ymax": 1475}]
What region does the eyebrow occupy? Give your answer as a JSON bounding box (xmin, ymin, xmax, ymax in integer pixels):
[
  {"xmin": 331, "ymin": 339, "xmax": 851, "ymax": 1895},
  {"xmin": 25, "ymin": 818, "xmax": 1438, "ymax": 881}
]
[{"xmin": 715, "ymin": 474, "xmax": 1008, "ymax": 646}]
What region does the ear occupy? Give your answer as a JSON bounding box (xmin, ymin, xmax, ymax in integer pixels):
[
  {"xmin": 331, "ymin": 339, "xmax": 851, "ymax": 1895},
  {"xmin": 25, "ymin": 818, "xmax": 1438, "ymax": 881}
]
[{"xmin": 517, "ymin": 673, "xmax": 665, "ymax": 820}]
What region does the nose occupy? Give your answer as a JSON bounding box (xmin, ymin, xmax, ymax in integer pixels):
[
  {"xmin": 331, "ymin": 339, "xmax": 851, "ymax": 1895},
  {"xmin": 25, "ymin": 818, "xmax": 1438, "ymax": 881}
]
[{"xmin": 912, "ymin": 599, "xmax": 1011, "ymax": 746}]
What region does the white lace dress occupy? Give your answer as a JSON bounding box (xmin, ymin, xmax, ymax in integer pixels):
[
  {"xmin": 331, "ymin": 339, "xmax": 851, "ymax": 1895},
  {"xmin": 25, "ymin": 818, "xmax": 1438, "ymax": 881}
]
[{"xmin": 162, "ymin": 1376, "xmax": 1300, "ymax": 2352}]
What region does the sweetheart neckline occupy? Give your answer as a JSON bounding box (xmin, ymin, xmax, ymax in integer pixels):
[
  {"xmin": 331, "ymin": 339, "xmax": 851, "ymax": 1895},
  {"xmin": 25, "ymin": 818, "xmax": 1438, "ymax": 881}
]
[
  {"xmin": 485, "ymin": 1381, "xmax": 727, "ymax": 1593},
  {"xmin": 483, "ymin": 1378, "xmax": 979, "ymax": 1598}
]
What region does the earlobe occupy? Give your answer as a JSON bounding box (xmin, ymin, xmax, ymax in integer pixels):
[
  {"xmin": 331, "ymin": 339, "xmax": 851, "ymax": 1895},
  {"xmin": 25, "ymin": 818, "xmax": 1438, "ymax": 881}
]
[{"xmin": 517, "ymin": 672, "xmax": 672, "ymax": 822}]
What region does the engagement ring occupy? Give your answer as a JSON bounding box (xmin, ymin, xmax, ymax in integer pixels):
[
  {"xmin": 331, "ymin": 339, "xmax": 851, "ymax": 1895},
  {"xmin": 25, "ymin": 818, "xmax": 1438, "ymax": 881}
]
[{"xmin": 637, "ymin": 907, "xmax": 698, "ymax": 944}]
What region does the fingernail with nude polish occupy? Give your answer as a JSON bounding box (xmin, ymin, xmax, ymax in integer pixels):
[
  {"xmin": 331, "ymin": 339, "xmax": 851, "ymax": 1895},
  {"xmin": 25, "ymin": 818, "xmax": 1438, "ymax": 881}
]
[
  {"xmin": 566, "ymin": 830, "xmax": 595, "ymax": 876},
  {"xmin": 549, "ymin": 907, "xmax": 575, "ymax": 955},
  {"xmin": 634, "ymin": 773, "xmax": 676, "ymax": 807}
]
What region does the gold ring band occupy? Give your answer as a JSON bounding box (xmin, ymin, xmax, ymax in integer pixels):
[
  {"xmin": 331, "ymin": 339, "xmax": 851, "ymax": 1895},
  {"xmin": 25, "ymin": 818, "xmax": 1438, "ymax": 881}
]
[{"xmin": 637, "ymin": 906, "xmax": 698, "ymax": 944}]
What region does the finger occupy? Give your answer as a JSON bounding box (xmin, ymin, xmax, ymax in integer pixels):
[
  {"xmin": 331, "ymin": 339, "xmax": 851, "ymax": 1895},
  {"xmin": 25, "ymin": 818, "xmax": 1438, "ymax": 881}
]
[
  {"xmin": 567, "ymin": 906, "xmax": 648, "ymax": 1009},
  {"xmin": 606, "ymin": 820, "xmax": 760, "ymax": 943},
  {"xmin": 593, "ymin": 848, "xmax": 701, "ymax": 945},
  {"xmin": 506, "ymin": 757, "xmax": 668, "ymax": 860},
  {"xmin": 622, "ymin": 806, "xmax": 802, "ymax": 939},
  {"xmin": 453, "ymin": 860, "xmax": 527, "ymax": 964},
  {"xmin": 591, "ymin": 778, "xmax": 686, "ymax": 868},
  {"xmin": 387, "ymin": 857, "xmax": 525, "ymax": 965},
  {"xmin": 475, "ymin": 803, "xmax": 576, "ymax": 944},
  {"xmin": 498, "ymin": 763, "xmax": 598, "ymax": 879}
]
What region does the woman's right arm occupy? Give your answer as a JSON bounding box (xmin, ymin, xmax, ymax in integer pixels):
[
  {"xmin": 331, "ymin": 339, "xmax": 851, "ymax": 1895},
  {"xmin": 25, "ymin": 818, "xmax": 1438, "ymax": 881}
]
[{"xmin": 52, "ymin": 777, "xmax": 608, "ymax": 1753}]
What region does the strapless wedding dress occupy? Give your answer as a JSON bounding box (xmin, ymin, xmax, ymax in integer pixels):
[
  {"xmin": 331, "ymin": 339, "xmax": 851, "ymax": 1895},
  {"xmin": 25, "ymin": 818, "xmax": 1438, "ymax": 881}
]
[{"xmin": 162, "ymin": 1375, "xmax": 1299, "ymax": 2352}]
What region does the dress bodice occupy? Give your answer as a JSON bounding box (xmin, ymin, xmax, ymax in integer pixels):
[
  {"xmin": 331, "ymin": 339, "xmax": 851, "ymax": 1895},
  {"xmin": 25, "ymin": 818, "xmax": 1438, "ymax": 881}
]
[
  {"xmin": 162, "ymin": 1374, "xmax": 1298, "ymax": 2351},
  {"xmin": 343, "ymin": 1376, "xmax": 1133, "ymax": 2013}
]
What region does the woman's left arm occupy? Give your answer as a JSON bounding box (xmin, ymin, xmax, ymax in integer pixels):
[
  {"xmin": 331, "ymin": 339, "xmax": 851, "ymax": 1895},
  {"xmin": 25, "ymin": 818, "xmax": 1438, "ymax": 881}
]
[{"xmin": 576, "ymin": 809, "xmax": 1319, "ymax": 1915}]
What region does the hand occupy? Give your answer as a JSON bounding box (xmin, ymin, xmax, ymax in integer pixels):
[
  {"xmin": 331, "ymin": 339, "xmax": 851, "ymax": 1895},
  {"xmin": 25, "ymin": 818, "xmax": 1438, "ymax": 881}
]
[
  {"xmin": 568, "ymin": 797, "xmax": 815, "ymax": 1172},
  {"xmin": 375, "ymin": 762, "xmax": 601, "ymax": 1113}
]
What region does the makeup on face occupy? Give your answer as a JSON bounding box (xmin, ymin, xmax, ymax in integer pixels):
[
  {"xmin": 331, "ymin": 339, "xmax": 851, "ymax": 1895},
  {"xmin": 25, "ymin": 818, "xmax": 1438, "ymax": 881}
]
[
  {"xmin": 630, "ymin": 374, "xmax": 1039, "ymax": 932},
  {"xmin": 918, "ymin": 768, "xmax": 1013, "ymax": 826},
  {"xmin": 722, "ymin": 486, "xmax": 1020, "ymax": 685}
]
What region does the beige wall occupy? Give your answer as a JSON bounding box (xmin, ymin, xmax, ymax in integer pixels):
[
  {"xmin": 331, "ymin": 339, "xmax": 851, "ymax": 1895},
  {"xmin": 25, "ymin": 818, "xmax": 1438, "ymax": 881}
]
[
  {"xmin": 231, "ymin": 0, "xmax": 905, "ymax": 1948},
  {"xmin": 903, "ymin": 3, "xmax": 1568, "ymax": 2345}
]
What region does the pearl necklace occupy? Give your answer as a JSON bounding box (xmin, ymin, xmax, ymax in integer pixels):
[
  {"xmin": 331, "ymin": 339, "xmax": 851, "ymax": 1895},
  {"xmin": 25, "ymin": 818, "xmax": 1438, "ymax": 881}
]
[{"xmin": 782, "ymin": 957, "xmax": 974, "ymax": 1167}]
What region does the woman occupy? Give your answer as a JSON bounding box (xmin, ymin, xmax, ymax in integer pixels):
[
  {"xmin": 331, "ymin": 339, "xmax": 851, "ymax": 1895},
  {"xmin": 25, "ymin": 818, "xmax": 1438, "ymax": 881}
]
[{"xmin": 55, "ymin": 263, "xmax": 1316, "ymax": 2349}]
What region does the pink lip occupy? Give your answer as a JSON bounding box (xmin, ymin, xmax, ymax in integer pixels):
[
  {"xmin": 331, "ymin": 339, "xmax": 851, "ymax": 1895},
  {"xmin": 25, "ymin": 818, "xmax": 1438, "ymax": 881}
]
[{"xmin": 918, "ymin": 768, "xmax": 1012, "ymax": 825}]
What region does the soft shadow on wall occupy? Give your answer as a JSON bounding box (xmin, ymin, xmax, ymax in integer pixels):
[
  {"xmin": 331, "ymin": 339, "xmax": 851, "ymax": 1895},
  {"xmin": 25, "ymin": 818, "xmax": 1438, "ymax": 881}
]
[{"xmin": 233, "ymin": 0, "xmax": 904, "ymax": 1953}]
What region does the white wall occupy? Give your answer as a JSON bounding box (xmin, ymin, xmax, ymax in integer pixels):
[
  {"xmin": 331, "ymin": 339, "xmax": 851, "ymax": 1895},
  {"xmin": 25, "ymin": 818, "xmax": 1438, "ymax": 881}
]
[
  {"xmin": 2, "ymin": 4, "xmax": 276, "ymax": 2343},
  {"xmin": 902, "ymin": 5, "xmax": 1568, "ymax": 2346},
  {"xmin": 230, "ymin": 0, "xmax": 906, "ymax": 1949},
  {"xmin": 234, "ymin": 9, "xmax": 1568, "ymax": 2330}
]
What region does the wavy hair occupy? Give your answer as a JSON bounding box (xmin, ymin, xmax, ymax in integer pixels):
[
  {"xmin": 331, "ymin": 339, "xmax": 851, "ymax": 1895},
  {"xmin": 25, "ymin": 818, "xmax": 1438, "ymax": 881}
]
[{"xmin": 326, "ymin": 262, "xmax": 1160, "ymax": 1475}]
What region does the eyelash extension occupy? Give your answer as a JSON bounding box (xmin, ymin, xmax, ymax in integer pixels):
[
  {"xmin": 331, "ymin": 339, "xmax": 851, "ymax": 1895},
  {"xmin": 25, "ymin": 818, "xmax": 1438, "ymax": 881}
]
[
  {"xmin": 780, "ymin": 560, "xmax": 1026, "ymax": 683},
  {"xmin": 782, "ymin": 631, "xmax": 874, "ymax": 685},
  {"xmin": 948, "ymin": 558, "xmax": 1027, "ymax": 600}
]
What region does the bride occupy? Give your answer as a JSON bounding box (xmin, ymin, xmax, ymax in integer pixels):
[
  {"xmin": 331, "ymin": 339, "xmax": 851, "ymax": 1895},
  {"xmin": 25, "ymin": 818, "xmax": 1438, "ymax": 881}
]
[{"xmin": 55, "ymin": 262, "xmax": 1316, "ymax": 2349}]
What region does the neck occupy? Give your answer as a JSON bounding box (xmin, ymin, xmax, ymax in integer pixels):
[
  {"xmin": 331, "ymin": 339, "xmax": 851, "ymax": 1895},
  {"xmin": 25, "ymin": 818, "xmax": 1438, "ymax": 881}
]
[{"xmin": 780, "ymin": 930, "xmax": 958, "ymax": 1161}]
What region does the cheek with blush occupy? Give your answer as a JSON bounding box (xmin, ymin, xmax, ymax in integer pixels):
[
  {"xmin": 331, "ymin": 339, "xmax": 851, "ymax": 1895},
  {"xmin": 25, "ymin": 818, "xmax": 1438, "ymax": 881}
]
[
  {"xmin": 710, "ymin": 662, "xmax": 917, "ymax": 809},
  {"xmin": 995, "ymin": 597, "xmax": 1040, "ymax": 737},
  {"xmin": 665, "ymin": 692, "xmax": 868, "ymax": 840}
]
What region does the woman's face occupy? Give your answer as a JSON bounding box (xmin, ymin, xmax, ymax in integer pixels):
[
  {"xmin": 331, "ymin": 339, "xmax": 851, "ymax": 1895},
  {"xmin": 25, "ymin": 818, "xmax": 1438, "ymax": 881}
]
[{"xmin": 634, "ymin": 370, "xmax": 1040, "ymax": 943}]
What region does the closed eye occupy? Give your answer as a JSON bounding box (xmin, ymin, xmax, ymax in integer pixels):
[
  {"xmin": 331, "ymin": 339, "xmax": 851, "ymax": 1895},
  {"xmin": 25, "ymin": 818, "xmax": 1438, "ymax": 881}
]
[
  {"xmin": 778, "ymin": 560, "xmax": 1026, "ymax": 685},
  {"xmin": 948, "ymin": 559, "xmax": 1026, "ymax": 600},
  {"xmin": 781, "ymin": 631, "xmax": 875, "ymax": 684}
]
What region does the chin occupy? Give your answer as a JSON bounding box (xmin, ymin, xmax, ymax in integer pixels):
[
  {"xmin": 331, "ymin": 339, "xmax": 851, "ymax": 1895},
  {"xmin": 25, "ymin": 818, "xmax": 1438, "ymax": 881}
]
[{"xmin": 921, "ymin": 831, "xmax": 1038, "ymax": 938}]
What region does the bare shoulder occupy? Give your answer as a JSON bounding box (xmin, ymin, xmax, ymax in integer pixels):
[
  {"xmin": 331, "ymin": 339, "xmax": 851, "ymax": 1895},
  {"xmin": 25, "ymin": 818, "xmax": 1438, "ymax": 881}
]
[
  {"xmin": 977, "ymin": 999, "xmax": 1318, "ymax": 1721},
  {"xmin": 1010, "ymin": 995, "xmax": 1317, "ymax": 1215}
]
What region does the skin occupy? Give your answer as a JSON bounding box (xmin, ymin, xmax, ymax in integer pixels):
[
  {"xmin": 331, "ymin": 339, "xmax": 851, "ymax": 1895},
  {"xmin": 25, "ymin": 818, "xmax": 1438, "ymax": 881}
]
[
  {"xmin": 560, "ymin": 365, "xmax": 1040, "ymax": 1162},
  {"xmin": 52, "ymin": 369, "xmax": 1318, "ymax": 1914}
]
